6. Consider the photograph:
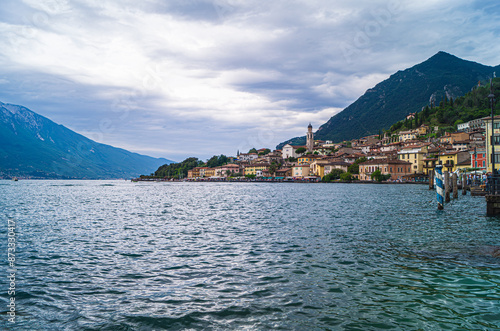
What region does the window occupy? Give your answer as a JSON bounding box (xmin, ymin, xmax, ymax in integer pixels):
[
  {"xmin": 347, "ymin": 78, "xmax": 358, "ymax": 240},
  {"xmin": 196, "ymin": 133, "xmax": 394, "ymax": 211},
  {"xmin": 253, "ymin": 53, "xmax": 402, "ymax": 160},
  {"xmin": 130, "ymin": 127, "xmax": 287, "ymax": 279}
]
[{"xmin": 493, "ymin": 153, "xmax": 500, "ymax": 164}]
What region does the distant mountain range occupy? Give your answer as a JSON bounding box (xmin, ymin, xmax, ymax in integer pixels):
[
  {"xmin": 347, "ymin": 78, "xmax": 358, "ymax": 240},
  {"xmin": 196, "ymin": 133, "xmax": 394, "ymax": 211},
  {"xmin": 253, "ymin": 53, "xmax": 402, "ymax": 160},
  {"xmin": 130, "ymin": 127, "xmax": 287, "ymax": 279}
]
[
  {"xmin": 0, "ymin": 101, "xmax": 174, "ymax": 179},
  {"xmin": 278, "ymin": 51, "xmax": 500, "ymax": 148}
]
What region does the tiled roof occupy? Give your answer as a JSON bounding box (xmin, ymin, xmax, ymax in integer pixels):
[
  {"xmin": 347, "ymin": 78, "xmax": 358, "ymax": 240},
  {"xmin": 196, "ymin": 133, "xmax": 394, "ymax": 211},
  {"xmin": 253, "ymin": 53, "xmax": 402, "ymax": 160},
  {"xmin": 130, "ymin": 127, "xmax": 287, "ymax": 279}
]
[{"xmin": 359, "ymin": 158, "xmax": 412, "ymax": 166}]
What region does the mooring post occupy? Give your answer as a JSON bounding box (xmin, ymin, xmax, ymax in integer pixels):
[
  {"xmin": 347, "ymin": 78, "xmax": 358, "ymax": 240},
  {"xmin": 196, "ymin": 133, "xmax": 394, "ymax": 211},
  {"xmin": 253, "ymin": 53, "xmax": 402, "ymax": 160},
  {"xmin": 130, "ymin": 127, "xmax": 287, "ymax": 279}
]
[
  {"xmin": 435, "ymin": 166, "xmax": 444, "ymax": 210},
  {"xmin": 452, "ymin": 173, "xmax": 458, "ymax": 199},
  {"xmin": 462, "ymin": 174, "xmax": 467, "ymax": 195},
  {"xmin": 444, "ymin": 171, "xmax": 450, "ymax": 203},
  {"xmin": 429, "ymin": 171, "xmax": 434, "ymax": 190}
]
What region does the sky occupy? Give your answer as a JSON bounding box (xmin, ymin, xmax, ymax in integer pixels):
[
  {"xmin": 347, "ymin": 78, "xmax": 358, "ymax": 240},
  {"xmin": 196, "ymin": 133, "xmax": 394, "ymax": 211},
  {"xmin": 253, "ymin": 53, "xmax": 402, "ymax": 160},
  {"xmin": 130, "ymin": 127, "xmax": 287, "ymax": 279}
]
[{"xmin": 0, "ymin": 0, "xmax": 499, "ymax": 161}]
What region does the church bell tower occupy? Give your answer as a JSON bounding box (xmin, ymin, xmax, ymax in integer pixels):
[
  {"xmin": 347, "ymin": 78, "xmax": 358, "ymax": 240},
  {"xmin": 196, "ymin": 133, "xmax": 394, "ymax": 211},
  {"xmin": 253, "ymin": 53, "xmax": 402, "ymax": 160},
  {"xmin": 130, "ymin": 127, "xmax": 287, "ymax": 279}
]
[{"xmin": 306, "ymin": 123, "xmax": 314, "ymax": 152}]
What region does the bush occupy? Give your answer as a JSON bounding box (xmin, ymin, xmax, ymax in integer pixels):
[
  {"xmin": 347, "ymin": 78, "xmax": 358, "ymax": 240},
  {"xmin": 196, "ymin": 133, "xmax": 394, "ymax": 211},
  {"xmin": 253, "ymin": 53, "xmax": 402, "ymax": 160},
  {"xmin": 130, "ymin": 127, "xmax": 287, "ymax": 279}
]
[
  {"xmin": 322, "ymin": 168, "xmax": 345, "ymax": 182},
  {"xmin": 371, "ymin": 169, "xmax": 391, "ymax": 182},
  {"xmin": 340, "ymin": 172, "xmax": 353, "ymax": 181}
]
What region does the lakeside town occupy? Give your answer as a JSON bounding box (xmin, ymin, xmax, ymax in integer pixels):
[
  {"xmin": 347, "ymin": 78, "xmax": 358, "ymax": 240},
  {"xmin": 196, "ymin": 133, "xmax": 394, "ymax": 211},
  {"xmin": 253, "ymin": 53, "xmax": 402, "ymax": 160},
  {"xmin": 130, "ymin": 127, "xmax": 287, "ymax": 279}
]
[{"xmin": 138, "ymin": 115, "xmax": 495, "ymax": 183}]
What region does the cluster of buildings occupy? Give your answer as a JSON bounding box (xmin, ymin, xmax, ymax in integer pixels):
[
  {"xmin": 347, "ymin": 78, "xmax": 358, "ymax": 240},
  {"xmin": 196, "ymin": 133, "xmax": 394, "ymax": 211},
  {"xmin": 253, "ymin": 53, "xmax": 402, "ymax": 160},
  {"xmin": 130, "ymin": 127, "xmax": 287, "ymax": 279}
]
[{"xmin": 187, "ymin": 116, "xmax": 497, "ymax": 181}]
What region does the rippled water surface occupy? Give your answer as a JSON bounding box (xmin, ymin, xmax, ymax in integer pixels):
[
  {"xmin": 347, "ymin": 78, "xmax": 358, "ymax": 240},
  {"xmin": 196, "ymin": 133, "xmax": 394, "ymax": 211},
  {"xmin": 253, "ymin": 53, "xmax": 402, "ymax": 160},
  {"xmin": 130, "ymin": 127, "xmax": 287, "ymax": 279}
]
[{"xmin": 1, "ymin": 180, "xmax": 500, "ymax": 330}]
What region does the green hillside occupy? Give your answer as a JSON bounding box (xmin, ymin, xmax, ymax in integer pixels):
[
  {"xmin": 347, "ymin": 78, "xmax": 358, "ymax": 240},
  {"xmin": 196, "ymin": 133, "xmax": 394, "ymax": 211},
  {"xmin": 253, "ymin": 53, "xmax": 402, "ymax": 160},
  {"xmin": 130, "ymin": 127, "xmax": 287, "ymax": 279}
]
[{"xmin": 386, "ymin": 78, "xmax": 500, "ymax": 136}]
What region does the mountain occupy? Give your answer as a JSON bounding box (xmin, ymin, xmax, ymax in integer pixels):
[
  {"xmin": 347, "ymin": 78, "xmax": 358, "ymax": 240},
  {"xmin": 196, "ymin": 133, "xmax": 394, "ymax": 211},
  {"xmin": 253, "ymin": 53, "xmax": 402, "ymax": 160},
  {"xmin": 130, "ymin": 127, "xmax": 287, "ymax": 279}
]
[
  {"xmin": 0, "ymin": 101, "xmax": 174, "ymax": 179},
  {"xmin": 278, "ymin": 52, "xmax": 500, "ymax": 148}
]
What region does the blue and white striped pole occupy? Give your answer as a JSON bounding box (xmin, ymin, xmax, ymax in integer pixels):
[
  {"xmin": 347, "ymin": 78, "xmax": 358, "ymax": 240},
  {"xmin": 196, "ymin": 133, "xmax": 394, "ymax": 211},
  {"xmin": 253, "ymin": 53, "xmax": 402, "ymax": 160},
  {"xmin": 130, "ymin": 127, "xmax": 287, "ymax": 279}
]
[{"xmin": 435, "ymin": 165, "xmax": 444, "ymax": 210}]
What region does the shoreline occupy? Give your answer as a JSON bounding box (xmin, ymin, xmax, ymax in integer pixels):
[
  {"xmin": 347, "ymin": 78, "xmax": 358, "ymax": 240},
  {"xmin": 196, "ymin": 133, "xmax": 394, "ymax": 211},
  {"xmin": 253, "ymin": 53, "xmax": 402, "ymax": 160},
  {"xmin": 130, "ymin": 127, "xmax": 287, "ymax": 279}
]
[{"xmin": 132, "ymin": 178, "xmax": 428, "ymax": 185}]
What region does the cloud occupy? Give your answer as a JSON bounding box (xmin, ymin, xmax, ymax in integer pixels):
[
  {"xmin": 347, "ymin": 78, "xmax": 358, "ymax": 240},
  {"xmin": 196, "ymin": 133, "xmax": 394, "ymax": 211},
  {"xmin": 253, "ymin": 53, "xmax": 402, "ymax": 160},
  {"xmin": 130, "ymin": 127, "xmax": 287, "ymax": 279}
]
[{"xmin": 0, "ymin": 0, "xmax": 499, "ymax": 160}]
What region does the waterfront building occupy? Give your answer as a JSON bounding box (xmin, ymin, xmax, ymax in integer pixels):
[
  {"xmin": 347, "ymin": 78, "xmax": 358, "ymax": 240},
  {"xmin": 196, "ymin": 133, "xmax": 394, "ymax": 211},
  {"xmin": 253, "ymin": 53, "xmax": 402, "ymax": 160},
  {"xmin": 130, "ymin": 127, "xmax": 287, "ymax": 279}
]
[
  {"xmin": 358, "ymin": 158, "xmax": 412, "ymax": 181},
  {"xmin": 436, "ymin": 151, "xmax": 470, "ymax": 173},
  {"xmin": 275, "ymin": 168, "xmax": 292, "ymax": 177},
  {"xmin": 422, "ymin": 157, "xmax": 437, "ymax": 175},
  {"xmin": 397, "ymin": 145, "xmax": 428, "ymax": 174},
  {"xmin": 323, "ymin": 162, "xmax": 350, "ymax": 177},
  {"xmin": 309, "ymin": 159, "xmax": 335, "ymax": 178},
  {"xmin": 190, "ymin": 167, "xmax": 202, "ymax": 178},
  {"xmin": 215, "ymin": 164, "xmax": 241, "ymax": 177},
  {"xmin": 244, "ymin": 163, "xmax": 270, "ymax": 176},
  {"xmin": 292, "ymin": 164, "xmax": 311, "ymax": 178}
]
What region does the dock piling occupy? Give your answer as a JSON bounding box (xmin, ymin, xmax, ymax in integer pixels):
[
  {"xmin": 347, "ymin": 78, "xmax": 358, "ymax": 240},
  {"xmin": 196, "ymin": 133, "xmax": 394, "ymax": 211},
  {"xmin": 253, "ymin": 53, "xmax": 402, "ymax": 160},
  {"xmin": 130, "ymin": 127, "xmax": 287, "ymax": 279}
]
[
  {"xmin": 435, "ymin": 166, "xmax": 444, "ymax": 210},
  {"xmin": 462, "ymin": 174, "xmax": 467, "ymax": 195},
  {"xmin": 444, "ymin": 171, "xmax": 451, "ymax": 203},
  {"xmin": 429, "ymin": 171, "xmax": 434, "ymax": 190},
  {"xmin": 452, "ymin": 173, "xmax": 458, "ymax": 199}
]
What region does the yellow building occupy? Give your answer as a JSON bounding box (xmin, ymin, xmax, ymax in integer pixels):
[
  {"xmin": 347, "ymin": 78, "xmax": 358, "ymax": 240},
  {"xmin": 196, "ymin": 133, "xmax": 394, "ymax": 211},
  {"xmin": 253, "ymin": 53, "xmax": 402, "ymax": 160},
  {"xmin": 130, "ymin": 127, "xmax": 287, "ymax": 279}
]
[
  {"xmin": 422, "ymin": 157, "xmax": 437, "ymax": 175},
  {"xmin": 204, "ymin": 168, "xmax": 216, "ymax": 177},
  {"xmin": 398, "ymin": 130, "xmax": 417, "ymax": 142},
  {"xmin": 297, "ymin": 155, "xmax": 321, "ymax": 165},
  {"xmin": 310, "ymin": 159, "xmax": 332, "ymax": 177},
  {"xmin": 397, "ymin": 145, "xmax": 428, "ymax": 174},
  {"xmin": 436, "ymin": 151, "xmax": 470, "ymax": 173},
  {"xmin": 484, "ymin": 116, "xmax": 500, "ymax": 173},
  {"xmin": 244, "ymin": 163, "xmax": 270, "ymax": 176},
  {"xmin": 417, "ymin": 125, "xmax": 429, "ymax": 136}
]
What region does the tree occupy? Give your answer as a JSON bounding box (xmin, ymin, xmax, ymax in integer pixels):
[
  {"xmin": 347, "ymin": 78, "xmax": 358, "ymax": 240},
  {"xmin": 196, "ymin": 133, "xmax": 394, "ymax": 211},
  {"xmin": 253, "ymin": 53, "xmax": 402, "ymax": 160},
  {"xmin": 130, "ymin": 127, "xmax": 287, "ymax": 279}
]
[
  {"xmin": 206, "ymin": 154, "xmax": 229, "ymax": 168},
  {"xmin": 348, "ymin": 157, "xmax": 367, "ymax": 174},
  {"xmin": 258, "ymin": 148, "xmax": 271, "ymax": 155},
  {"xmin": 269, "ymin": 162, "xmax": 278, "ymax": 176},
  {"xmin": 322, "ymin": 168, "xmax": 345, "ymax": 182},
  {"xmin": 248, "ymin": 148, "xmax": 257, "ymax": 154},
  {"xmin": 340, "ymin": 172, "xmax": 353, "ymax": 181},
  {"xmin": 154, "ymin": 157, "xmax": 203, "ymax": 179},
  {"xmin": 371, "ymin": 169, "xmax": 391, "ymax": 182},
  {"xmin": 295, "ymin": 147, "xmax": 307, "ymax": 155}
]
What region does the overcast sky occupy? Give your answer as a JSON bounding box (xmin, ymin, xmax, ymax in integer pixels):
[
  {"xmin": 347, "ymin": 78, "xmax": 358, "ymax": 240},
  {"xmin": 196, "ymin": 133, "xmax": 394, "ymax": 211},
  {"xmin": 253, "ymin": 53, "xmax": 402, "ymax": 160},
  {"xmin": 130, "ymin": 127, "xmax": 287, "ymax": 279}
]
[{"xmin": 1, "ymin": 0, "xmax": 499, "ymax": 161}]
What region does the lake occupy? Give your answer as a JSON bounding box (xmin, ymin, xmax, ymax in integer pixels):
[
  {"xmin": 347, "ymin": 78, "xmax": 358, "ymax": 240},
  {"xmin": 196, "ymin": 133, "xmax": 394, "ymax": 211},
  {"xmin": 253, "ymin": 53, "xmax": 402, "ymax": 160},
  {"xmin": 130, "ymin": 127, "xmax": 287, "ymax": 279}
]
[{"xmin": 1, "ymin": 180, "xmax": 499, "ymax": 330}]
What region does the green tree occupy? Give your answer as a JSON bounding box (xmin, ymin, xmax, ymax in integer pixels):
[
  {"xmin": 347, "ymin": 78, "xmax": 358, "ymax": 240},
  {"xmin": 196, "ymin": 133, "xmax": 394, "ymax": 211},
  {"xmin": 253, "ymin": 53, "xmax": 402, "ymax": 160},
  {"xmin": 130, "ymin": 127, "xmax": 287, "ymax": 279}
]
[
  {"xmin": 322, "ymin": 168, "xmax": 345, "ymax": 182},
  {"xmin": 348, "ymin": 157, "xmax": 367, "ymax": 174},
  {"xmin": 206, "ymin": 154, "xmax": 229, "ymax": 168},
  {"xmin": 258, "ymin": 148, "xmax": 271, "ymax": 155},
  {"xmin": 295, "ymin": 147, "xmax": 307, "ymax": 155},
  {"xmin": 248, "ymin": 148, "xmax": 257, "ymax": 154},
  {"xmin": 269, "ymin": 162, "xmax": 278, "ymax": 176},
  {"xmin": 154, "ymin": 157, "xmax": 202, "ymax": 179},
  {"xmin": 339, "ymin": 172, "xmax": 353, "ymax": 181}
]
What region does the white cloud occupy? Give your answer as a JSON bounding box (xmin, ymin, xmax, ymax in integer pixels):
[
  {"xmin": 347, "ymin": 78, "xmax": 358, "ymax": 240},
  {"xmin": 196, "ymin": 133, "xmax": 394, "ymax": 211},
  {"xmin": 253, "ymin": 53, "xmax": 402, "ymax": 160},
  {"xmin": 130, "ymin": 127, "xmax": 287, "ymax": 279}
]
[{"xmin": 0, "ymin": 0, "xmax": 499, "ymax": 159}]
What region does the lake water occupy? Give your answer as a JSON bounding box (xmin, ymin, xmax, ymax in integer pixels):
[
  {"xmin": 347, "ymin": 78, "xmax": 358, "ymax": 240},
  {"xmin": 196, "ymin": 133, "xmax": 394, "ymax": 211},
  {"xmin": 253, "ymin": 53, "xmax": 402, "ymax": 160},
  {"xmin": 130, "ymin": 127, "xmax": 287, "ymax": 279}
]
[{"xmin": 1, "ymin": 180, "xmax": 500, "ymax": 330}]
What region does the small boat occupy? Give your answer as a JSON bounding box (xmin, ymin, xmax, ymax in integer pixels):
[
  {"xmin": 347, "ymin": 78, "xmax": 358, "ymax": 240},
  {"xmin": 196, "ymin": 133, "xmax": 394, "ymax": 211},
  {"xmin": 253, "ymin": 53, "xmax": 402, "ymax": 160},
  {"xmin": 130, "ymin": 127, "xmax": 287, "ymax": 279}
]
[{"xmin": 12, "ymin": 177, "xmax": 18, "ymax": 181}]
